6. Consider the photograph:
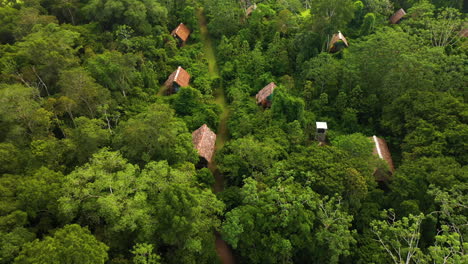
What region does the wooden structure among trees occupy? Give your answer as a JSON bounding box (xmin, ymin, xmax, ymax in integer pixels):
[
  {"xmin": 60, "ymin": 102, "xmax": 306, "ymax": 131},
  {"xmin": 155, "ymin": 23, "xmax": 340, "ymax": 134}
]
[
  {"xmin": 256, "ymin": 82, "xmax": 276, "ymax": 107},
  {"xmin": 371, "ymin": 136, "xmax": 395, "ymax": 181},
  {"xmin": 316, "ymin": 122, "xmax": 328, "ymax": 143},
  {"xmin": 164, "ymin": 66, "xmax": 190, "ymax": 95},
  {"xmin": 192, "ymin": 124, "xmax": 217, "ymax": 167},
  {"xmin": 171, "ymin": 23, "xmax": 190, "ymax": 44},
  {"xmin": 389, "ymin": 8, "xmax": 406, "ymax": 24},
  {"xmin": 245, "ymin": 3, "xmax": 257, "ymax": 17},
  {"xmin": 328, "ymin": 31, "xmax": 349, "ymax": 53}
]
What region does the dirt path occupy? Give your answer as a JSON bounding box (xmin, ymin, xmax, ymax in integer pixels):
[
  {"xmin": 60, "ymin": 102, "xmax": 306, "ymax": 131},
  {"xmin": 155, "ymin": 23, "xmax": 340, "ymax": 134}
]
[{"xmin": 196, "ymin": 7, "xmax": 236, "ymax": 264}]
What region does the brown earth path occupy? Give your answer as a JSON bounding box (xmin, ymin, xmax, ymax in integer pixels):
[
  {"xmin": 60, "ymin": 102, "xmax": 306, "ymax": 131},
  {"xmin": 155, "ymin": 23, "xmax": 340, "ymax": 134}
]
[{"xmin": 195, "ymin": 7, "xmax": 236, "ymax": 264}]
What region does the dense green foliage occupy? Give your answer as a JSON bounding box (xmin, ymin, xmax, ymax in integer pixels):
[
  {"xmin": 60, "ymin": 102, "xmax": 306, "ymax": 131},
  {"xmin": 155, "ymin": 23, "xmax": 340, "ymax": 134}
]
[{"xmin": 0, "ymin": 0, "xmax": 466, "ymax": 263}]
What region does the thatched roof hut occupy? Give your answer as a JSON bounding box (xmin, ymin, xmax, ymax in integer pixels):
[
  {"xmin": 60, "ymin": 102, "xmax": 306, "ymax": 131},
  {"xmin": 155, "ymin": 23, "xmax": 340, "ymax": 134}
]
[
  {"xmin": 171, "ymin": 23, "xmax": 190, "ymax": 42},
  {"xmin": 192, "ymin": 124, "xmax": 217, "ymax": 164},
  {"xmin": 255, "ymin": 82, "xmax": 276, "ymax": 107},
  {"xmin": 164, "ymin": 66, "xmax": 190, "ymax": 94},
  {"xmin": 371, "ymin": 136, "xmax": 395, "ymax": 180},
  {"xmin": 390, "ymin": 8, "xmax": 406, "ymax": 24},
  {"xmin": 328, "ymin": 31, "xmax": 349, "ymax": 52},
  {"xmin": 246, "ymin": 3, "xmax": 257, "ymax": 17}
]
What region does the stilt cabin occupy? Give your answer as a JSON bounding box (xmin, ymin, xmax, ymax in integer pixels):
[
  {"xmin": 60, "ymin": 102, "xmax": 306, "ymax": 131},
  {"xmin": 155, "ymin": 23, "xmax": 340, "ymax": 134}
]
[
  {"xmin": 256, "ymin": 82, "xmax": 276, "ymax": 108},
  {"xmin": 192, "ymin": 124, "xmax": 217, "ymax": 168},
  {"xmin": 389, "ymin": 8, "xmax": 406, "ymax": 24},
  {"xmin": 164, "ymin": 66, "xmax": 190, "ymax": 95},
  {"xmin": 246, "ymin": 3, "xmax": 257, "ymax": 17},
  {"xmin": 171, "ymin": 23, "xmax": 190, "ymax": 45},
  {"xmin": 328, "ymin": 31, "xmax": 349, "ymax": 53},
  {"xmin": 371, "ymin": 136, "xmax": 395, "ymax": 181},
  {"xmin": 316, "ymin": 122, "xmax": 328, "ymax": 143}
]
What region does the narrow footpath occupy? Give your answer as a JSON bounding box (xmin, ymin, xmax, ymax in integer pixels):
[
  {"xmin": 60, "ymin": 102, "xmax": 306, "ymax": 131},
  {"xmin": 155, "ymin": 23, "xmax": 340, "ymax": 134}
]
[{"xmin": 196, "ymin": 7, "xmax": 236, "ymax": 264}]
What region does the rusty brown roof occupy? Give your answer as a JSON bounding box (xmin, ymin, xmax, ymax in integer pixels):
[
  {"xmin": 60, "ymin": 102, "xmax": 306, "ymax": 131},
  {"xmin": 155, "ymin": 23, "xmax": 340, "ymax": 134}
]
[
  {"xmin": 460, "ymin": 28, "xmax": 468, "ymax": 37},
  {"xmin": 329, "ymin": 31, "xmax": 349, "ymax": 51},
  {"xmin": 165, "ymin": 66, "xmax": 190, "ymax": 88},
  {"xmin": 246, "ymin": 4, "xmax": 257, "ymax": 16},
  {"xmin": 256, "ymin": 82, "xmax": 276, "ymax": 104},
  {"xmin": 371, "ymin": 136, "xmax": 395, "ymax": 173},
  {"xmin": 192, "ymin": 124, "xmax": 217, "ymax": 162},
  {"xmin": 390, "ymin": 8, "xmax": 406, "ymax": 24},
  {"xmin": 171, "ymin": 23, "xmax": 190, "ymax": 42}
]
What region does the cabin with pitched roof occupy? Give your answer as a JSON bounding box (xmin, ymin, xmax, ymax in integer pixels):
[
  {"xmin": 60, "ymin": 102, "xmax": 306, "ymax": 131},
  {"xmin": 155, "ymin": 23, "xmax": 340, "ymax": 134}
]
[
  {"xmin": 328, "ymin": 31, "xmax": 349, "ymax": 53},
  {"xmin": 371, "ymin": 136, "xmax": 395, "ymax": 181},
  {"xmin": 256, "ymin": 82, "xmax": 276, "ymax": 108},
  {"xmin": 245, "ymin": 3, "xmax": 257, "ymax": 17},
  {"xmin": 389, "ymin": 8, "xmax": 406, "ymax": 24},
  {"xmin": 164, "ymin": 66, "xmax": 190, "ymax": 95},
  {"xmin": 316, "ymin": 122, "xmax": 328, "ymax": 143},
  {"xmin": 192, "ymin": 124, "xmax": 217, "ymax": 168},
  {"xmin": 171, "ymin": 23, "xmax": 190, "ymax": 45}
]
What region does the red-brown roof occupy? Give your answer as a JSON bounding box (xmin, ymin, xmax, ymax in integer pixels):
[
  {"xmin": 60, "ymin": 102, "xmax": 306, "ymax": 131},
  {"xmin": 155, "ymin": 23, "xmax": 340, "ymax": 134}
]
[
  {"xmin": 390, "ymin": 8, "xmax": 406, "ymax": 24},
  {"xmin": 256, "ymin": 82, "xmax": 276, "ymax": 105},
  {"xmin": 246, "ymin": 4, "xmax": 257, "ymax": 16},
  {"xmin": 192, "ymin": 124, "xmax": 217, "ymax": 162},
  {"xmin": 164, "ymin": 66, "xmax": 190, "ymax": 88},
  {"xmin": 329, "ymin": 31, "xmax": 349, "ymax": 51},
  {"xmin": 460, "ymin": 28, "xmax": 468, "ymax": 37},
  {"xmin": 371, "ymin": 136, "xmax": 395, "ymax": 173},
  {"xmin": 171, "ymin": 23, "xmax": 190, "ymax": 42}
]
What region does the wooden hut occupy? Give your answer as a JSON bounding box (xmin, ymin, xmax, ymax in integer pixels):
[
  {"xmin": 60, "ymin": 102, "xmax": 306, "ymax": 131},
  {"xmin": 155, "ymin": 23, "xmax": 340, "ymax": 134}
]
[
  {"xmin": 371, "ymin": 136, "xmax": 395, "ymax": 181},
  {"xmin": 192, "ymin": 124, "xmax": 217, "ymax": 168},
  {"xmin": 328, "ymin": 31, "xmax": 349, "ymax": 53},
  {"xmin": 246, "ymin": 3, "xmax": 257, "ymax": 17},
  {"xmin": 256, "ymin": 82, "xmax": 276, "ymax": 107},
  {"xmin": 389, "ymin": 8, "xmax": 406, "ymax": 24},
  {"xmin": 171, "ymin": 23, "xmax": 190, "ymax": 44},
  {"xmin": 164, "ymin": 66, "xmax": 190, "ymax": 95},
  {"xmin": 316, "ymin": 122, "xmax": 328, "ymax": 143},
  {"xmin": 460, "ymin": 28, "xmax": 468, "ymax": 38}
]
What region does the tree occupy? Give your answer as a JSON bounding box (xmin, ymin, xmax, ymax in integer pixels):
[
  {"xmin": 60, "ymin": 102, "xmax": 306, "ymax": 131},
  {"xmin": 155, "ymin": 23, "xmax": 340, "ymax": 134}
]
[
  {"xmin": 114, "ymin": 103, "xmax": 197, "ymax": 165},
  {"xmin": 15, "ymin": 224, "xmax": 109, "ymax": 264},
  {"xmin": 216, "ymin": 136, "xmax": 283, "ymax": 186},
  {"xmin": 57, "ymin": 67, "xmax": 110, "ymax": 118},
  {"xmin": 4, "ymin": 23, "xmax": 80, "ymax": 95},
  {"xmin": 82, "ymin": 0, "xmax": 168, "ymax": 34},
  {"xmin": 131, "ymin": 243, "xmax": 161, "ymax": 264},
  {"xmin": 86, "ymin": 51, "xmax": 143, "ymax": 98},
  {"xmin": 0, "ymin": 84, "xmax": 53, "ymax": 142},
  {"xmin": 371, "ymin": 211, "xmax": 427, "ymax": 264},
  {"xmin": 221, "ymin": 178, "xmax": 356, "ymax": 263},
  {"xmin": 310, "ymin": 0, "xmax": 355, "ymax": 38}
]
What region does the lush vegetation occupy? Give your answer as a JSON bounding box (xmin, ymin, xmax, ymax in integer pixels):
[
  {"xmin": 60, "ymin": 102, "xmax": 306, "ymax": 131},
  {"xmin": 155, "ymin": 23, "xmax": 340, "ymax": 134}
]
[{"xmin": 0, "ymin": 0, "xmax": 466, "ymax": 263}]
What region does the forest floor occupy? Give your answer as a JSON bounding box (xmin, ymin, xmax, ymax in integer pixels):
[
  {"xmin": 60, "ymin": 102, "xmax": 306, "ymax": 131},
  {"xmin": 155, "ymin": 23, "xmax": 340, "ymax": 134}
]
[{"xmin": 196, "ymin": 7, "xmax": 236, "ymax": 264}]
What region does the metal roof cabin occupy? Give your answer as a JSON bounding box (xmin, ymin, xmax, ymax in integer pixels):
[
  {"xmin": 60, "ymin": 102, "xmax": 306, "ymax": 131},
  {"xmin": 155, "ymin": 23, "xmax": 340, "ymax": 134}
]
[
  {"xmin": 192, "ymin": 124, "xmax": 217, "ymax": 168},
  {"xmin": 164, "ymin": 66, "xmax": 190, "ymax": 95},
  {"xmin": 328, "ymin": 31, "xmax": 349, "ymax": 53},
  {"xmin": 371, "ymin": 135, "xmax": 395, "ymax": 181},
  {"xmin": 389, "ymin": 8, "xmax": 406, "ymax": 24},
  {"xmin": 256, "ymin": 82, "xmax": 276, "ymax": 108},
  {"xmin": 171, "ymin": 23, "xmax": 191, "ymax": 44},
  {"xmin": 245, "ymin": 3, "xmax": 257, "ymax": 17},
  {"xmin": 316, "ymin": 122, "xmax": 328, "ymax": 143}
]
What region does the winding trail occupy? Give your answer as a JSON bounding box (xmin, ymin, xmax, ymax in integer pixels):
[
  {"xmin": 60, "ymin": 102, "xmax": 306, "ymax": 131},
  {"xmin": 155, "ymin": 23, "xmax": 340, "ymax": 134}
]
[{"xmin": 196, "ymin": 7, "xmax": 236, "ymax": 264}]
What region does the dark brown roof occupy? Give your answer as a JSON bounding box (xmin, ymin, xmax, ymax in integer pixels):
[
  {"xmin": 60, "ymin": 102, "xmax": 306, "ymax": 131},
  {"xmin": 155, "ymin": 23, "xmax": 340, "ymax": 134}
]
[
  {"xmin": 192, "ymin": 124, "xmax": 217, "ymax": 162},
  {"xmin": 171, "ymin": 23, "xmax": 190, "ymax": 42},
  {"xmin": 164, "ymin": 66, "xmax": 190, "ymax": 88},
  {"xmin": 329, "ymin": 31, "xmax": 349, "ymax": 51},
  {"xmin": 246, "ymin": 4, "xmax": 257, "ymax": 16},
  {"xmin": 256, "ymin": 82, "xmax": 276, "ymax": 104},
  {"xmin": 460, "ymin": 28, "xmax": 468, "ymax": 37},
  {"xmin": 390, "ymin": 8, "xmax": 406, "ymax": 24},
  {"xmin": 371, "ymin": 136, "xmax": 395, "ymax": 173}
]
